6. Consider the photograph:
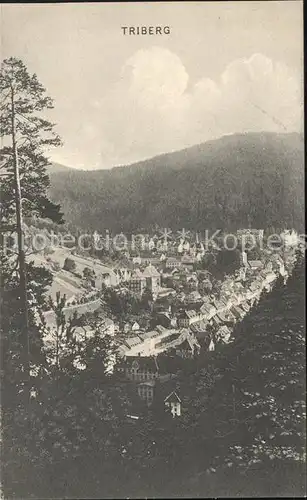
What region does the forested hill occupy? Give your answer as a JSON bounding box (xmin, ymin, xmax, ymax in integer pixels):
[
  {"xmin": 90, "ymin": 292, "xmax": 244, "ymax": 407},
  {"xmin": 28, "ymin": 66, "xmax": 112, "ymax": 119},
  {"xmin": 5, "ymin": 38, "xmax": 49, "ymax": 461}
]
[
  {"xmin": 49, "ymin": 132, "xmax": 304, "ymax": 233},
  {"xmin": 48, "ymin": 162, "xmax": 73, "ymax": 173}
]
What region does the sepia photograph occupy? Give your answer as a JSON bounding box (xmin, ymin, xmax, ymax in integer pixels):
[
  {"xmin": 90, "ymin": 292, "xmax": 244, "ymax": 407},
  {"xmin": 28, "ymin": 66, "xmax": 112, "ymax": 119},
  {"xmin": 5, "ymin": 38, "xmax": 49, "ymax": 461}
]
[{"xmin": 0, "ymin": 1, "xmax": 305, "ymax": 498}]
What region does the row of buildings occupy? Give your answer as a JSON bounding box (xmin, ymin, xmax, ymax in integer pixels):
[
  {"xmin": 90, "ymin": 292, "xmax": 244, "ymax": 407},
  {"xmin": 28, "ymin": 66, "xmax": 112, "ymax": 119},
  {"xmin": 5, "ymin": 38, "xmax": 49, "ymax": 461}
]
[
  {"xmin": 43, "ymin": 230, "xmax": 299, "ymax": 419},
  {"xmin": 108, "ymin": 246, "xmax": 298, "ymax": 417}
]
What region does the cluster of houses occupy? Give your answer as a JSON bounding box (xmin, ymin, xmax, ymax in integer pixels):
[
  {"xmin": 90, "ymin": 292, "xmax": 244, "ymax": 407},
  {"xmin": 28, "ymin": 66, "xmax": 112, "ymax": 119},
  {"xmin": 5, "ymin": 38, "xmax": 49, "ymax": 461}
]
[
  {"xmin": 111, "ymin": 247, "xmax": 292, "ymax": 352},
  {"xmin": 116, "ymin": 355, "xmax": 182, "ymax": 418},
  {"xmin": 43, "ymin": 228, "xmax": 300, "ymax": 419},
  {"xmin": 84, "ymin": 228, "xmax": 299, "ymax": 296},
  {"xmin": 108, "ymin": 245, "xmax": 298, "ymax": 419},
  {"xmin": 116, "ymin": 325, "xmax": 200, "ymax": 358},
  {"xmin": 91, "ymin": 235, "xmax": 209, "ymax": 291}
]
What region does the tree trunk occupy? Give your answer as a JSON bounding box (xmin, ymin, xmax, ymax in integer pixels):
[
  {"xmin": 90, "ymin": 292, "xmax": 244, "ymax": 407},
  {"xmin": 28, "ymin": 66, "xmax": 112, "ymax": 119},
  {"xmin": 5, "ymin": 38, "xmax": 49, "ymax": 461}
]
[{"xmin": 10, "ymin": 85, "xmax": 30, "ymax": 377}]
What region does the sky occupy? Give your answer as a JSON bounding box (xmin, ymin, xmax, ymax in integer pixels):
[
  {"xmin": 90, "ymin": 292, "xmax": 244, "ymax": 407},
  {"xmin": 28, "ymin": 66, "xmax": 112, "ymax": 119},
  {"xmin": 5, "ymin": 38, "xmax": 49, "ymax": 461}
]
[{"xmin": 1, "ymin": 1, "xmax": 304, "ymax": 170}]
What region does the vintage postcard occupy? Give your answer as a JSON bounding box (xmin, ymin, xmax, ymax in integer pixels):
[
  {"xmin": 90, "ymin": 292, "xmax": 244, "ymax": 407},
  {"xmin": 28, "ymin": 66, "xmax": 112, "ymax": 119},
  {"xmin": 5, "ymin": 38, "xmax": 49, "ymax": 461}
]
[{"xmin": 0, "ymin": 1, "xmax": 305, "ymax": 498}]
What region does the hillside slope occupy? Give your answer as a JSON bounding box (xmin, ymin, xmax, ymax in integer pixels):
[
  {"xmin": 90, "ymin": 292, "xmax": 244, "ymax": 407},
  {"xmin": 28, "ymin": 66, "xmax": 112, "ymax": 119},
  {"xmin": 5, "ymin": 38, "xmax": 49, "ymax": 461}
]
[
  {"xmin": 48, "ymin": 162, "xmax": 75, "ymax": 174},
  {"xmin": 49, "ymin": 132, "xmax": 304, "ymax": 233}
]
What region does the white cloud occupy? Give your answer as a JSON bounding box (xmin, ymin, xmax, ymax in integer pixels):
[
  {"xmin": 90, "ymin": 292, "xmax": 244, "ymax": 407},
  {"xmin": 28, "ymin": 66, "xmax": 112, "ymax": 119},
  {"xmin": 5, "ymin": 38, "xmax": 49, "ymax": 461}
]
[
  {"xmin": 79, "ymin": 48, "xmax": 303, "ymax": 167},
  {"xmin": 123, "ymin": 47, "xmax": 189, "ymax": 108}
]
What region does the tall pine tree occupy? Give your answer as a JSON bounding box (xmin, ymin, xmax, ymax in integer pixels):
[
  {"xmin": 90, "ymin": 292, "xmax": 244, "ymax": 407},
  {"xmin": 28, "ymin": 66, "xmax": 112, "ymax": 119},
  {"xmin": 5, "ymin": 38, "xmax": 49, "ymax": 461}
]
[{"xmin": 0, "ymin": 57, "xmax": 63, "ymax": 224}]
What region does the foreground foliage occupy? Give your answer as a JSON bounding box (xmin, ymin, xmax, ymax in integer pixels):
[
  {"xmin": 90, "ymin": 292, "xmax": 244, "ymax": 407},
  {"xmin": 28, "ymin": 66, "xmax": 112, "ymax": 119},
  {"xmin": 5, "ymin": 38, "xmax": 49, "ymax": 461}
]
[{"xmin": 1, "ymin": 254, "xmax": 305, "ymax": 498}]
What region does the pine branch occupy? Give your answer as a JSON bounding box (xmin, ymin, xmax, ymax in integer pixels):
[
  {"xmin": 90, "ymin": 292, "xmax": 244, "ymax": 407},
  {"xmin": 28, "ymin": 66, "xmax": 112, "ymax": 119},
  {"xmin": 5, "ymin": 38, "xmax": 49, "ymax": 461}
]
[{"xmin": 0, "ymin": 90, "xmax": 11, "ymax": 108}]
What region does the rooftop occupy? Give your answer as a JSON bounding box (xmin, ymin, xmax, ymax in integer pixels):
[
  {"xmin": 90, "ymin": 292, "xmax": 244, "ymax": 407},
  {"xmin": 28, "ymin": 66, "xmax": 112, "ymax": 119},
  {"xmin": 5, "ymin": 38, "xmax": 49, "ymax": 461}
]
[
  {"xmin": 117, "ymin": 354, "xmax": 176, "ymax": 375},
  {"xmin": 143, "ymin": 264, "xmax": 160, "ymax": 278},
  {"xmin": 216, "ymin": 310, "xmax": 235, "ymax": 323},
  {"xmin": 190, "ymin": 320, "xmax": 209, "ymax": 333},
  {"xmin": 130, "ymin": 269, "xmax": 145, "ymax": 280},
  {"xmin": 230, "ymin": 304, "xmax": 245, "ymax": 318},
  {"xmin": 249, "ymin": 260, "xmax": 263, "ymax": 268},
  {"xmin": 164, "ymin": 390, "xmax": 181, "ymax": 403},
  {"xmin": 213, "ymin": 299, "xmax": 227, "ymax": 312},
  {"xmin": 139, "ymin": 330, "xmax": 160, "ymax": 340},
  {"xmin": 217, "ymin": 325, "xmax": 232, "ymax": 336}
]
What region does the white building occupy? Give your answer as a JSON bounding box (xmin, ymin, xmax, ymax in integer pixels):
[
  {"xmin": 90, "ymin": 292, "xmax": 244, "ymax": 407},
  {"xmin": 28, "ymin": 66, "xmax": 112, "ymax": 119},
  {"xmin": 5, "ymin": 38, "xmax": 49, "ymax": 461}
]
[{"xmin": 164, "ymin": 391, "xmax": 181, "ymax": 417}]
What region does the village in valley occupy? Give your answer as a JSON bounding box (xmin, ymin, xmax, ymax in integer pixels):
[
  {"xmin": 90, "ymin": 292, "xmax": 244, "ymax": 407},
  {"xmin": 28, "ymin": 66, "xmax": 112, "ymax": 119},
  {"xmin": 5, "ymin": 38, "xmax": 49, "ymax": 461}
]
[
  {"xmin": 29, "ymin": 225, "xmax": 301, "ymax": 420},
  {"xmin": 1, "ymin": 3, "xmax": 304, "ymax": 497}
]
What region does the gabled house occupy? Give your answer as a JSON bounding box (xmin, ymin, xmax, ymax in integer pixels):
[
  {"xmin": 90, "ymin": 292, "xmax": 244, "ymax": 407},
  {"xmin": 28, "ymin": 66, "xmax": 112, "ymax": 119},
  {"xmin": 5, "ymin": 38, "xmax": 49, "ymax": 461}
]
[
  {"xmin": 215, "ymin": 325, "xmax": 232, "ymax": 344},
  {"xmin": 177, "ymin": 309, "xmax": 202, "ymax": 327},
  {"xmin": 208, "ymin": 339, "xmax": 215, "ymax": 351},
  {"xmin": 164, "ymin": 391, "xmax": 182, "ymax": 417},
  {"xmin": 213, "ymin": 298, "xmax": 227, "ymax": 313},
  {"xmin": 200, "ymin": 302, "xmax": 217, "ymax": 320},
  {"xmin": 216, "ymin": 310, "xmax": 236, "ymax": 325},
  {"xmin": 175, "ymin": 331, "xmax": 200, "ymax": 358},
  {"xmin": 131, "ymin": 321, "xmax": 140, "ymax": 332},
  {"xmin": 116, "ymin": 355, "xmax": 161, "ymax": 382},
  {"xmin": 240, "ymin": 301, "xmax": 250, "ymax": 313},
  {"xmin": 140, "ymin": 375, "xmax": 182, "ymax": 417},
  {"xmin": 143, "ymin": 264, "xmax": 161, "ymax": 292},
  {"xmin": 129, "ymin": 269, "xmax": 146, "ymax": 295}
]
